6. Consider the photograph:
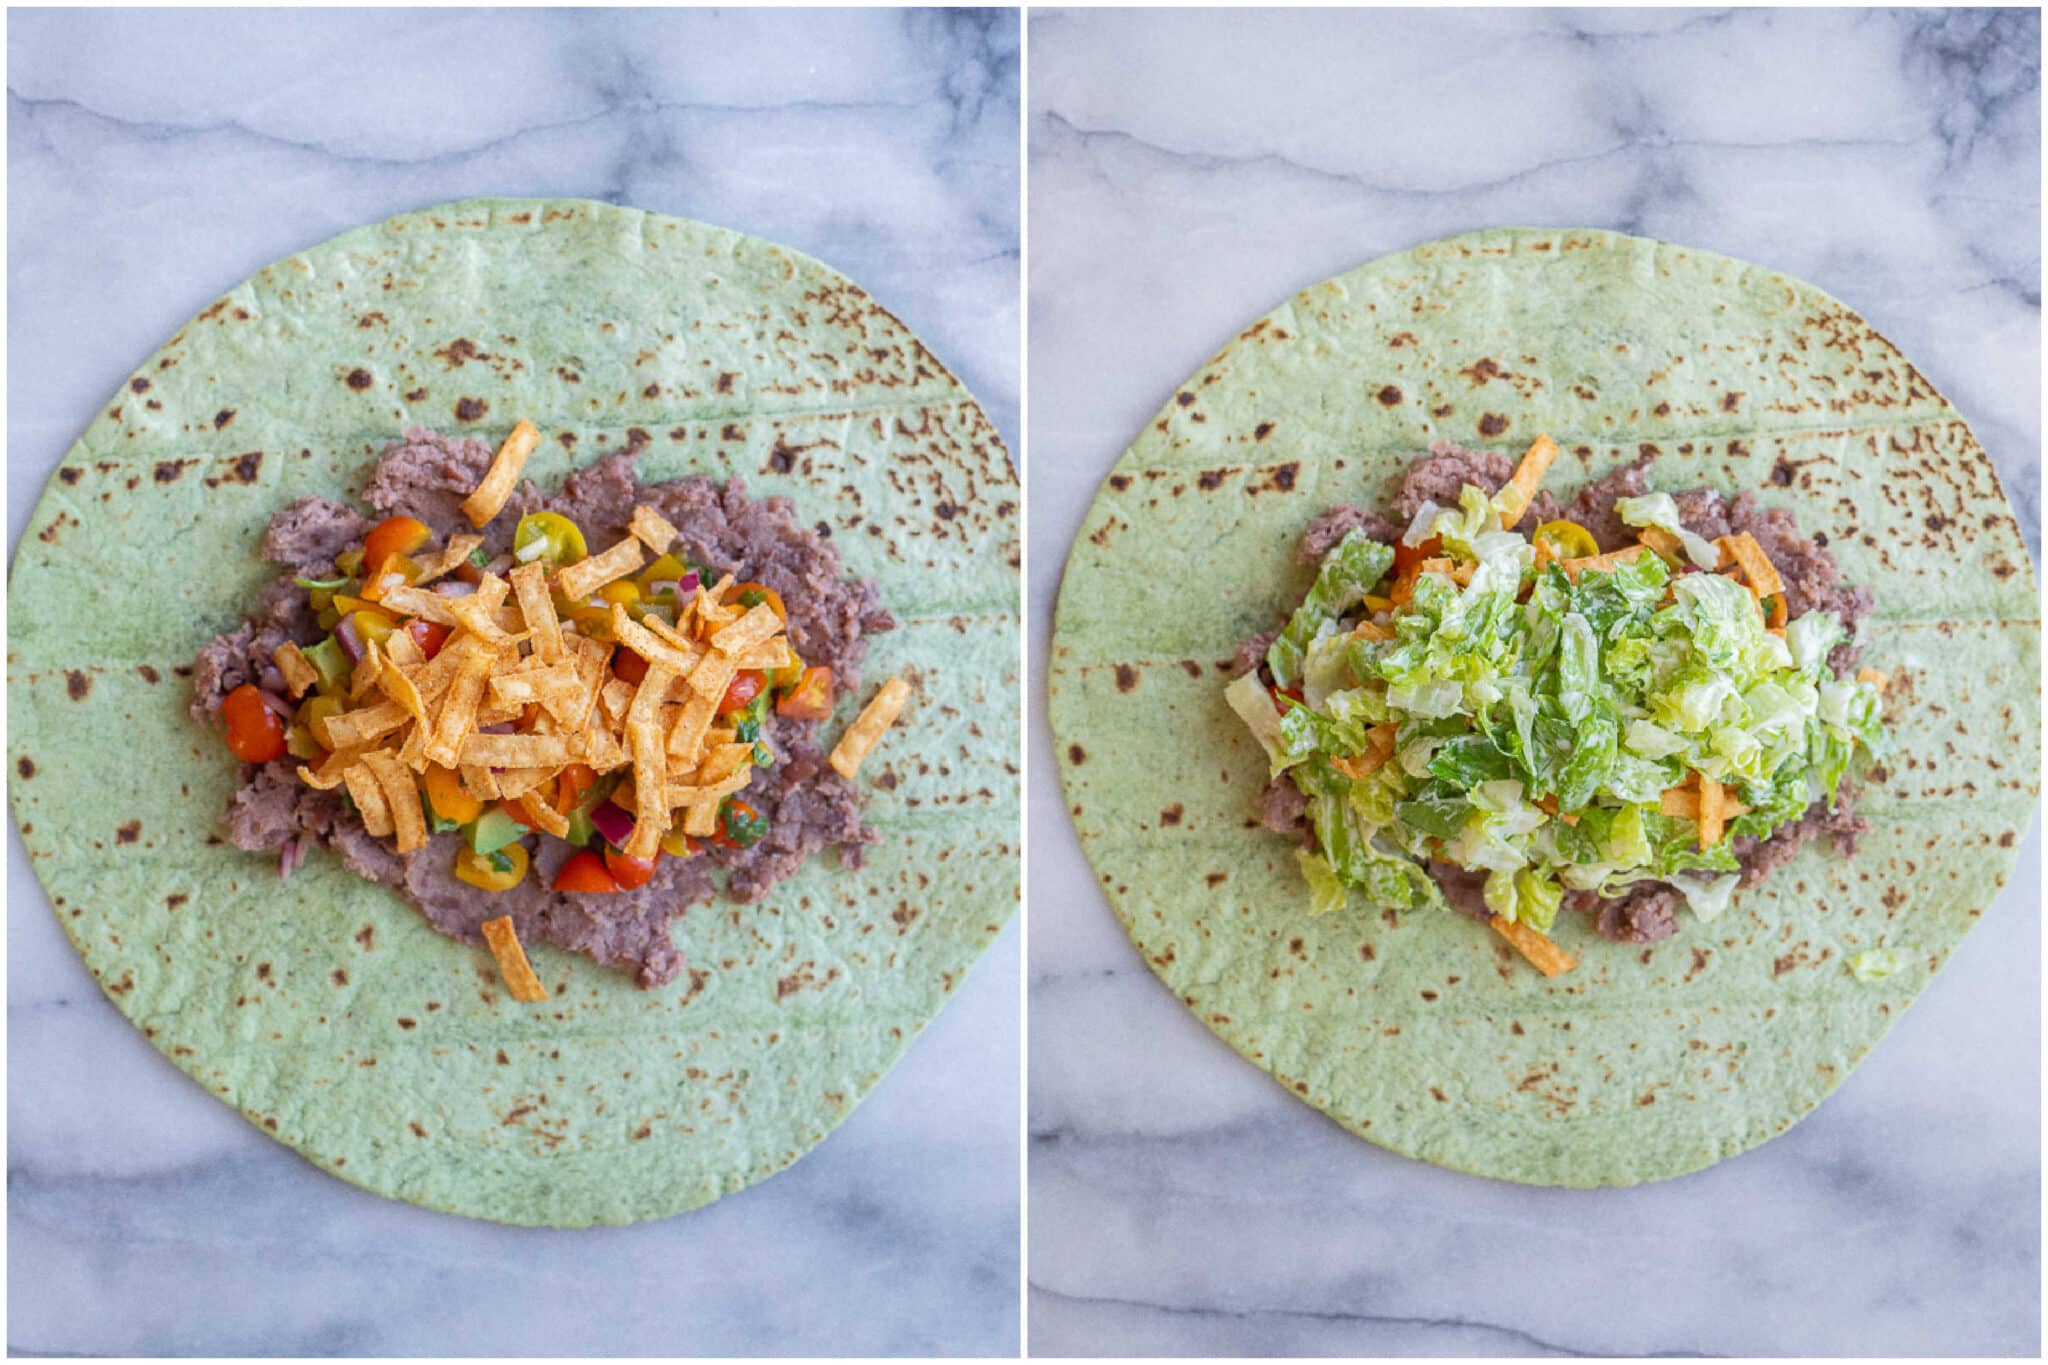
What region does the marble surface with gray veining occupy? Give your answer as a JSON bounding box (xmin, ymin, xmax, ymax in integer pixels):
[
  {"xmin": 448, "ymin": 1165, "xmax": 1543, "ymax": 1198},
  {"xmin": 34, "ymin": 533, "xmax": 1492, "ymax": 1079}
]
[
  {"xmin": 8, "ymin": 8, "xmax": 1019, "ymax": 1357},
  {"xmin": 1028, "ymin": 8, "xmax": 2039, "ymax": 1357}
]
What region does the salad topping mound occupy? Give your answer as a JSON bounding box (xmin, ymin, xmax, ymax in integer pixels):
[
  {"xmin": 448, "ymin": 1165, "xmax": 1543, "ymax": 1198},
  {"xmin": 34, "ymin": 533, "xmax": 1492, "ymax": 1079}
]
[{"xmin": 1230, "ymin": 436, "xmax": 1890, "ymax": 976}]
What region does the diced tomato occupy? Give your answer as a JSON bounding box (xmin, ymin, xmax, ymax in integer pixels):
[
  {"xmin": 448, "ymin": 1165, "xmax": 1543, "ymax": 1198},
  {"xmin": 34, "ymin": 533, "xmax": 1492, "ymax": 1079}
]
[
  {"xmin": 1393, "ymin": 534, "xmax": 1440, "ymax": 578},
  {"xmin": 776, "ymin": 665, "xmax": 834, "ymax": 720},
  {"xmin": 422, "ymin": 765, "xmax": 482, "ymax": 826},
  {"xmin": 357, "ymin": 552, "xmax": 421, "ymax": 604},
  {"xmin": 554, "ymin": 763, "xmax": 598, "ymax": 815},
  {"xmin": 406, "ymin": 618, "xmax": 451, "ymax": 659},
  {"xmin": 552, "ymin": 849, "xmax": 619, "ymax": 893},
  {"xmin": 728, "ymin": 582, "xmax": 786, "ymax": 623},
  {"xmin": 455, "ymin": 559, "xmax": 484, "ymax": 586},
  {"xmin": 1269, "ymin": 684, "xmax": 1304, "ymax": 710},
  {"xmin": 504, "ymin": 794, "xmax": 552, "ymax": 831},
  {"xmin": 603, "ymin": 845, "xmax": 659, "ymax": 890},
  {"xmin": 362, "ymin": 517, "xmax": 432, "ymax": 576},
  {"xmin": 717, "ymin": 669, "xmax": 766, "ymax": 716},
  {"xmin": 221, "ymin": 684, "xmax": 288, "ymax": 763},
  {"xmin": 613, "ymin": 648, "xmax": 650, "ymax": 685}
]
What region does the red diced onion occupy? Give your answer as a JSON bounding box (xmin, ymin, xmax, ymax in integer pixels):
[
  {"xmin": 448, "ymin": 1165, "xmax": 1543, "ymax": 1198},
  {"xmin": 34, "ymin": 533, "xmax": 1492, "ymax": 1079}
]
[
  {"xmin": 258, "ymin": 689, "xmax": 296, "ymax": 721},
  {"xmin": 432, "ymin": 579, "xmax": 477, "ymax": 597},
  {"xmin": 678, "ymin": 571, "xmax": 701, "ymax": 594},
  {"xmin": 278, "ymin": 834, "xmax": 307, "ymax": 881},
  {"xmin": 588, "ymin": 800, "xmax": 636, "ymax": 847},
  {"xmin": 335, "ymin": 613, "xmax": 365, "ymax": 662},
  {"xmin": 258, "ymin": 665, "xmax": 286, "ymax": 692}
]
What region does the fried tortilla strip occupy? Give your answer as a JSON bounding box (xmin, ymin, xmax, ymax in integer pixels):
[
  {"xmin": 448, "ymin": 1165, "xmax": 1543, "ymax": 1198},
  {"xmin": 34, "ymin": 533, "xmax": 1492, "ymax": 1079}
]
[
  {"xmin": 495, "ymin": 765, "xmax": 558, "ymax": 800},
  {"xmin": 689, "ymin": 648, "xmax": 738, "ymax": 705},
  {"xmin": 666, "ymin": 770, "xmax": 753, "ymax": 808},
  {"xmin": 697, "ymin": 742, "xmax": 756, "ymax": 784},
  {"xmin": 1417, "ymin": 557, "xmax": 1476, "ymax": 586},
  {"xmin": 348, "ymin": 639, "xmax": 385, "ymax": 701},
  {"xmin": 577, "ymin": 725, "xmax": 626, "ymax": 771},
  {"xmin": 378, "ymin": 649, "xmax": 427, "ymax": 723},
  {"xmin": 427, "ymin": 646, "xmax": 492, "ymax": 767},
  {"xmin": 692, "ymin": 572, "xmax": 738, "ymax": 629},
  {"xmin": 682, "ymin": 799, "xmax": 720, "ymax": 837},
  {"xmin": 1697, "ymin": 774, "xmax": 1728, "ymax": 850},
  {"xmin": 274, "ymin": 641, "xmax": 318, "ymax": 699},
  {"xmin": 397, "ymin": 714, "xmax": 431, "ymax": 771},
  {"xmin": 480, "ymin": 914, "xmax": 550, "ymax": 1003},
  {"xmin": 629, "ymin": 503, "xmax": 680, "ymax": 554},
  {"xmin": 378, "ymin": 584, "xmax": 460, "ymax": 626},
  {"xmin": 625, "ymin": 665, "xmax": 679, "ymax": 859},
  {"xmin": 415, "ymin": 534, "xmax": 485, "ymax": 585},
  {"xmin": 461, "ymin": 420, "xmax": 540, "ymax": 528},
  {"xmin": 362, "ymin": 749, "xmax": 427, "ymax": 853},
  {"xmin": 516, "ymin": 791, "xmax": 572, "ymax": 838},
  {"xmin": 446, "ymin": 574, "xmax": 521, "ymax": 644},
  {"xmin": 324, "ymin": 699, "xmax": 409, "ymax": 749},
  {"xmin": 830, "ymin": 676, "xmax": 911, "ymax": 778},
  {"xmin": 599, "ymin": 678, "xmax": 635, "ymax": 725},
  {"xmin": 667, "ymin": 693, "xmax": 717, "ymax": 765},
  {"xmin": 557, "ymin": 536, "xmax": 646, "ymax": 602},
  {"xmin": 612, "ymin": 605, "xmax": 702, "ymax": 675},
  {"xmin": 710, "ymin": 602, "xmax": 782, "ymax": 656},
  {"xmin": 341, "ymin": 761, "xmax": 394, "ymax": 837},
  {"xmin": 384, "ymin": 627, "xmax": 424, "ymax": 670},
  {"xmin": 1716, "ymin": 531, "xmax": 1786, "ymax": 600},
  {"xmin": 508, "ymin": 561, "xmax": 563, "ymax": 661},
  {"xmin": 733, "ymin": 639, "xmax": 792, "ymax": 671},
  {"xmin": 1558, "ymin": 543, "xmax": 1648, "ymax": 583},
  {"xmin": 1328, "ymin": 724, "xmax": 1397, "ymax": 780},
  {"xmin": 298, "ymin": 745, "xmax": 368, "ymax": 791},
  {"xmin": 458, "ymin": 731, "xmax": 573, "ymax": 768},
  {"xmin": 1637, "ymin": 525, "xmax": 1686, "ymax": 566},
  {"xmin": 1533, "ymin": 793, "xmax": 1581, "ymax": 826},
  {"xmin": 1490, "ymin": 914, "xmax": 1576, "ymax": 977},
  {"xmin": 638, "ymin": 611, "xmax": 697, "ymax": 654},
  {"xmin": 1495, "ymin": 434, "xmax": 1559, "ymax": 529},
  {"xmin": 461, "ymin": 762, "xmax": 501, "ymax": 800}
]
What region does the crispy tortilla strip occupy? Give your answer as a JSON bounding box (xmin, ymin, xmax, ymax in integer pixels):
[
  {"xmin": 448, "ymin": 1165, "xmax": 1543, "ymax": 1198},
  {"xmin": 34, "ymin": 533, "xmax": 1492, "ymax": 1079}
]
[
  {"xmin": 692, "ymin": 573, "xmax": 738, "ymax": 629},
  {"xmin": 733, "ymin": 639, "xmax": 792, "ymax": 671},
  {"xmin": 494, "ymin": 765, "xmax": 558, "ymax": 800},
  {"xmin": 1348, "ymin": 620, "xmax": 1396, "ymax": 643},
  {"xmin": 508, "ymin": 561, "xmax": 563, "ymax": 661},
  {"xmin": 1417, "ymin": 556, "xmax": 1476, "ymax": 586},
  {"xmin": 415, "ymin": 534, "xmax": 485, "ymax": 585},
  {"xmin": 461, "ymin": 420, "xmax": 540, "ymax": 528},
  {"xmin": 1697, "ymin": 774, "xmax": 1732, "ymax": 850},
  {"xmin": 384, "ymin": 627, "xmax": 424, "ymax": 670},
  {"xmin": 682, "ymin": 799, "xmax": 720, "ymax": 837},
  {"xmin": 599, "ymin": 678, "xmax": 635, "ymax": 725},
  {"xmin": 698, "ymin": 742, "xmax": 756, "ymax": 784},
  {"xmin": 298, "ymin": 745, "xmax": 367, "ymax": 791},
  {"xmin": 1493, "ymin": 433, "xmax": 1559, "ymax": 529},
  {"xmin": 689, "ymin": 648, "xmax": 739, "ymax": 705},
  {"xmin": 1558, "ymin": 543, "xmax": 1648, "ymax": 583},
  {"xmin": 461, "ymin": 762, "xmax": 501, "ymax": 800},
  {"xmin": 1637, "ymin": 525, "xmax": 1686, "ymax": 566},
  {"xmin": 518, "ymin": 792, "xmax": 571, "ymax": 839},
  {"xmin": 1766, "ymin": 593, "xmax": 1789, "ymax": 635},
  {"xmin": 1329, "ymin": 723, "xmax": 1397, "ymax": 780},
  {"xmin": 625, "ymin": 734, "xmax": 669, "ymax": 860},
  {"xmin": 342, "ymin": 762, "xmax": 395, "ymax": 837},
  {"xmin": 830, "ymin": 675, "xmax": 911, "ymax": 778},
  {"xmin": 475, "ymin": 697, "xmax": 524, "ymax": 728},
  {"xmin": 378, "ymin": 649, "xmax": 426, "ymax": 723},
  {"xmin": 427, "ymin": 649, "xmax": 492, "ymax": 767},
  {"xmin": 638, "ymin": 611, "xmax": 697, "ymax": 654},
  {"xmin": 613, "ymin": 606, "xmax": 703, "ymax": 675},
  {"xmin": 577, "ymin": 726, "xmax": 626, "ymax": 771},
  {"xmin": 348, "ymin": 640, "xmax": 385, "ymax": 701},
  {"xmin": 274, "ymin": 641, "xmax": 318, "ymax": 699},
  {"xmin": 489, "ymin": 672, "xmax": 544, "ymax": 707},
  {"xmin": 1533, "ymin": 793, "xmax": 1581, "ymax": 826},
  {"xmin": 378, "ymin": 584, "xmax": 460, "ymax": 626},
  {"xmin": 557, "ymin": 536, "xmax": 646, "ymax": 602},
  {"xmin": 1660, "ymin": 777, "xmax": 1747, "ymax": 830},
  {"xmin": 628, "ymin": 663, "xmax": 678, "ymax": 731},
  {"xmin": 324, "ymin": 699, "xmax": 409, "ymax": 749},
  {"xmin": 1489, "ymin": 914, "xmax": 1576, "ymax": 977},
  {"xmin": 711, "ymin": 602, "xmax": 783, "ymax": 655},
  {"xmin": 446, "ymin": 575, "xmax": 521, "ymax": 644},
  {"xmin": 480, "ymin": 914, "xmax": 550, "ymax": 1003},
  {"xmin": 363, "ymin": 749, "xmax": 428, "ymax": 854},
  {"xmin": 629, "ymin": 503, "xmax": 680, "ymax": 554},
  {"xmin": 1716, "ymin": 531, "xmax": 1785, "ymax": 600},
  {"xmin": 458, "ymin": 731, "xmax": 573, "ymax": 768},
  {"xmin": 397, "ymin": 715, "xmax": 431, "ymax": 771},
  {"xmin": 667, "ymin": 693, "xmax": 717, "ymax": 765},
  {"xmin": 666, "ymin": 770, "xmax": 753, "ymax": 807}
]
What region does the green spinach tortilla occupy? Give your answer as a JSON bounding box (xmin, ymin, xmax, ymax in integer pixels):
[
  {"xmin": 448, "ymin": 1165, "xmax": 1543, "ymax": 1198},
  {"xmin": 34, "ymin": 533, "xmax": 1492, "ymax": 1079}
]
[
  {"xmin": 1050, "ymin": 227, "xmax": 2036, "ymax": 1186},
  {"xmin": 9, "ymin": 198, "xmax": 1019, "ymax": 1225}
]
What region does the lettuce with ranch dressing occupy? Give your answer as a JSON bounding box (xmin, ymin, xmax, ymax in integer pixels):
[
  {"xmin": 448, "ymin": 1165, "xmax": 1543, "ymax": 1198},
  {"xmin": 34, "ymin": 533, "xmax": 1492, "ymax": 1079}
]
[{"xmin": 1230, "ymin": 477, "xmax": 1890, "ymax": 967}]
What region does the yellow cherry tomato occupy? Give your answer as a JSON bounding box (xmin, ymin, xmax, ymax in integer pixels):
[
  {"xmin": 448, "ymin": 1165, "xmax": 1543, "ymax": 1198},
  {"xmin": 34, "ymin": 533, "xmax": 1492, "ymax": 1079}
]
[
  {"xmin": 1534, "ymin": 520, "xmax": 1599, "ymax": 561},
  {"xmin": 453, "ymin": 843, "xmax": 529, "ymax": 892},
  {"xmin": 422, "ymin": 764, "xmax": 483, "ymax": 827},
  {"xmin": 513, "ymin": 512, "xmax": 588, "ymax": 566},
  {"xmin": 296, "ymin": 695, "xmax": 345, "ymax": 749}
]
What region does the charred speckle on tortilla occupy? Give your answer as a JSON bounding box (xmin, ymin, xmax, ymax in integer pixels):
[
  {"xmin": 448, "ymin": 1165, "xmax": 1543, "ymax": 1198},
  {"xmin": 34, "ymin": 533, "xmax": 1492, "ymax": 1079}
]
[
  {"xmin": 192, "ymin": 424, "xmax": 912, "ymax": 994},
  {"xmin": 1230, "ymin": 436, "xmax": 1891, "ymax": 977}
]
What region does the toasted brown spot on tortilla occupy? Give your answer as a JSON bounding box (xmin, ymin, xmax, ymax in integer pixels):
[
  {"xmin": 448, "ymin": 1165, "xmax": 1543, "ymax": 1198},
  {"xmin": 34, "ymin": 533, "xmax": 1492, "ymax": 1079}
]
[
  {"xmin": 1108, "ymin": 474, "xmax": 1132, "ymax": 492},
  {"xmin": 409, "ymin": 1121, "xmax": 428, "ymax": 1137},
  {"xmin": 1068, "ymin": 744, "xmax": 1086, "ymax": 764},
  {"xmin": 345, "ymin": 368, "xmax": 373, "ymax": 390},
  {"xmin": 65, "ymin": 671, "xmax": 91, "ymax": 700},
  {"xmin": 154, "ymin": 459, "xmax": 195, "ymax": 484},
  {"xmin": 130, "ymin": 376, "xmax": 151, "ymax": 394},
  {"xmin": 1253, "ymin": 421, "xmax": 1275, "ymax": 441},
  {"xmin": 1377, "ymin": 385, "xmax": 1403, "ymax": 406},
  {"xmin": 397, "ymin": 1017, "xmax": 417, "ymax": 1030},
  {"xmin": 166, "ymin": 892, "xmax": 188, "ymax": 908},
  {"xmin": 16, "ymin": 757, "xmax": 34, "ymax": 779},
  {"xmin": 1654, "ymin": 400, "xmax": 1672, "ymax": 417},
  {"xmin": 1161, "ymin": 803, "xmax": 1184, "ymax": 826},
  {"xmin": 213, "ymin": 409, "xmax": 236, "ymax": 429},
  {"xmin": 716, "ymin": 372, "xmax": 738, "ymax": 394},
  {"xmin": 58, "ymin": 467, "xmax": 81, "ymax": 485},
  {"xmin": 1721, "ymin": 391, "xmax": 1744, "ymax": 412},
  {"xmin": 1175, "ymin": 391, "xmax": 1196, "ymax": 407},
  {"xmin": 138, "ymin": 664, "xmax": 161, "ymax": 683},
  {"xmin": 1114, "ymin": 664, "xmax": 1138, "ymax": 692},
  {"xmin": 405, "ymin": 387, "xmax": 427, "ymax": 402},
  {"xmin": 116, "ymin": 821, "xmax": 141, "ymax": 844},
  {"xmin": 354, "ymin": 924, "xmax": 376, "ymax": 949},
  {"xmin": 1478, "ymin": 413, "xmax": 1508, "ymax": 437},
  {"xmin": 332, "ymin": 968, "xmax": 349, "ymax": 986},
  {"xmin": 643, "ymin": 383, "xmax": 661, "ymax": 399},
  {"xmin": 454, "ymin": 396, "xmax": 487, "ymax": 423},
  {"xmin": 1270, "ymin": 463, "xmax": 1298, "ymax": 491}
]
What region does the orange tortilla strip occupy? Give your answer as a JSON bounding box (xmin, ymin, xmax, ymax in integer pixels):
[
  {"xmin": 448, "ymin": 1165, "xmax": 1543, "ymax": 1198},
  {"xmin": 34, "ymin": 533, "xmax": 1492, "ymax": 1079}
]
[
  {"xmin": 1637, "ymin": 525, "xmax": 1686, "ymax": 566},
  {"xmin": 415, "ymin": 534, "xmax": 485, "ymax": 585},
  {"xmin": 323, "ymin": 699, "xmax": 409, "ymax": 749},
  {"xmin": 274, "ymin": 641, "xmax": 318, "ymax": 698},
  {"xmin": 1495, "ymin": 434, "xmax": 1559, "ymax": 529},
  {"xmin": 710, "ymin": 602, "xmax": 783, "ymax": 655},
  {"xmin": 378, "ymin": 584, "xmax": 460, "ymax": 626},
  {"xmin": 830, "ymin": 676, "xmax": 911, "ymax": 778},
  {"xmin": 629, "ymin": 503, "xmax": 679, "ymax": 554},
  {"xmin": 1559, "ymin": 543, "xmax": 1648, "ymax": 583},
  {"xmin": 612, "ymin": 606, "xmax": 702, "ymax": 675},
  {"xmin": 1490, "ymin": 915, "xmax": 1576, "ymax": 977},
  {"xmin": 363, "ymin": 749, "xmax": 428, "ymax": 853},
  {"xmin": 1349, "ymin": 620, "xmax": 1396, "ymax": 643},
  {"xmin": 461, "ymin": 420, "xmax": 540, "ymax": 527},
  {"xmin": 556, "ymin": 536, "xmax": 646, "ymax": 602},
  {"xmin": 666, "ymin": 770, "xmax": 754, "ymax": 807},
  {"xmin": 1417, "ymin": 556, "xmax": 1476, "ymax": 586},
  {"xmin": 1697, "ymin": 774, "xmax": 1728, "ymax": 849},
  {"xmin": 377, "ymin": 650, "xmax": 426, "ymax": 722},
  {"xmin": 508, "ymin": 562, "xmax": 563, "ymax": 661},
  {"xmin": 1716, "ymin": 532, "xmax": 1785, "ymax": 599},
  {"xmin": 341, "ymin": 762, "xmax": 395, "ymax": 837},
  {"xmin": 480, "ymin": 915, "xmax": 550, "ymax": 1003},
  {"xmin": 682, "ymin": 799, "xmax": 720, "ymax": 837},
  {"xmin": 457, "ymin": 732, "xmax": 573, "ymax": 768},
  {"xmin": 667, "ymin": 693, "xmax": 717, "ymax": 764},
  {"xmin": 1533, "ymin": 793, "xmax": 1581, "ymax": 826}
]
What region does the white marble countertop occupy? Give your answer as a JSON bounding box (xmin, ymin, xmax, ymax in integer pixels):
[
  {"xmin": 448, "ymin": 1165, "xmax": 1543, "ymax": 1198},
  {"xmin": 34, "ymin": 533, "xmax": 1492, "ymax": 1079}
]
[
  {"xmin": 1028, "ymin": 8, "xmax": 2039, "ymax": 1357},
  {"xmin": 8, "ymin": 9, "xmax": 1019, "ymax": 1357}
]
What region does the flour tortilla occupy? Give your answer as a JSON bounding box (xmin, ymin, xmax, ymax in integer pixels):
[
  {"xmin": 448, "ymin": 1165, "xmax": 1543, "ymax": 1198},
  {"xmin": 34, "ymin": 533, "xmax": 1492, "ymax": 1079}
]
[
  {"xmin": 1050, "ymin": 227, "xmax": 2037, "ymax": 1186},
  {"xmin": 8, "ymin": 198, "xmax": 1019, "ymax": 1225}
]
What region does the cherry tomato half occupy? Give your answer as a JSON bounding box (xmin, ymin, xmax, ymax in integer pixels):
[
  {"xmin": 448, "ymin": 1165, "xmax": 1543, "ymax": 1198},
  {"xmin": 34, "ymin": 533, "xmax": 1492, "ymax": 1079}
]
[
  {"xmin": 728, "ymin": 582, "xmax": 787, "ymax": 624},
  {"xmin": 613, "ymin": 648, "xmax": 650, "ymax": 685},
  {"xmin": 221, "ymin": 684, "xmax": 288, "ymax": 763},
  {"xmin": 776, "ymin": 665, "xmax": 834, "ymax": 720},
  {"xmin": 717, "ymin": 669, "xmax": 766, "ymax": 716},
  {"xmin": 603, "ymin": 845, "xmax": 658, "ymax": 890},
  {"xmin": 553, "ymin": 848, "xmax": 619, "ymax": 893},
  {"xmin": 362, "ymin": 516, "xmax": 432, "ymax": 577},
  {"xmin": 406, "ymin": 618, "xmax": 451, "ymax": 660}
]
